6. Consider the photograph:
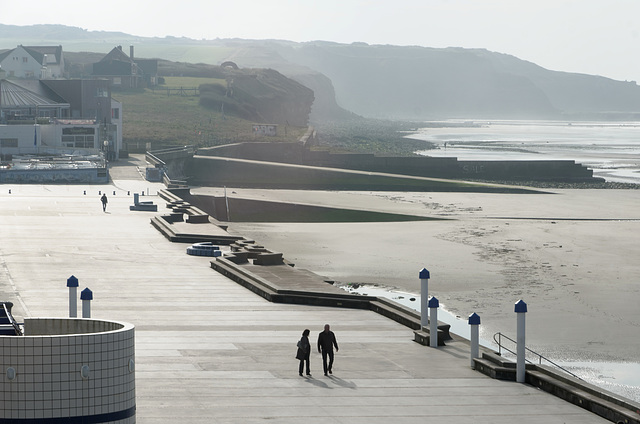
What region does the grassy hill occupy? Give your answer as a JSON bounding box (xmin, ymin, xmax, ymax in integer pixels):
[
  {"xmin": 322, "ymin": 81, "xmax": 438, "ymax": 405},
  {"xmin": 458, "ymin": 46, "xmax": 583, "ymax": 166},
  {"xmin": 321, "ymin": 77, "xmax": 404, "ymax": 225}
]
[{"xmin": 115, "ymin": 76, "xmax": 308, "ymax": 151}]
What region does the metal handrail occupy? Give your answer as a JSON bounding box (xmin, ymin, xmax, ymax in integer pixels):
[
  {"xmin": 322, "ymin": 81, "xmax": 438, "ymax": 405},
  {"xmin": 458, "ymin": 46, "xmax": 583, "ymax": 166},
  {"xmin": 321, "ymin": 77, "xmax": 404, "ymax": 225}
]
[{"xmin": 493, "ymin": 332, "xmax": 582, "ymax": 380}]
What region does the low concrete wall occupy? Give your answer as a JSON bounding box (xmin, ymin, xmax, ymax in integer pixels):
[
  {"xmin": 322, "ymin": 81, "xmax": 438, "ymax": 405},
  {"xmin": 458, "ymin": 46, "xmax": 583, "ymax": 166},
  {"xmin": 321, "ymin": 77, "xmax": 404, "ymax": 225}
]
[
  {"xmin": 0, "ymin": 168, "xmax": 109, "ymax": 184},
  {"xmin": 195, "ymin": 136, "xmax": 598, "ymax": 183},
  {"xmin": 189, "ymin": 156, "xmax": 536, "ymax": 193},
  {"xmin": 25, "ymin": 317, "xmax": 125, "ymax": 336}
]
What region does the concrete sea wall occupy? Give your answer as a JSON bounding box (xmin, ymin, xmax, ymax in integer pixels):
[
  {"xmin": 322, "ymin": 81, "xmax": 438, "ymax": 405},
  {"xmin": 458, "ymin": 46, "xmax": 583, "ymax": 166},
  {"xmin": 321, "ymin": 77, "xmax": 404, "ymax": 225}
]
[
  {"xmin": 197, "ymin": 140, "xmax": 597, "ymax": 182},
  {"xmin": 188, "ymin": 155, "xmax": 536, "ymax": 193}
]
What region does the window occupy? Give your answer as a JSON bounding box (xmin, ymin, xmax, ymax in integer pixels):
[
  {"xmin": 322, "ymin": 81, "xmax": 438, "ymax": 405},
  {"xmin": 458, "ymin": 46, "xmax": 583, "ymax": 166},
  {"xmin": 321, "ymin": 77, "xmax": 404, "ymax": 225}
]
[
  {"xmin": 112, "ymin": 108, "xmax": 120, "ymax": 119},
  {"xmin": 1, "ymin": 139, "xmax": 19, "ymax": 148},
  {"xmin": 62, "ymin": 127, "xmax": 96, "ymax": 149},
  {"xmin": 22, "ymin": 57, "xmax": 28, "ymax": 63}
]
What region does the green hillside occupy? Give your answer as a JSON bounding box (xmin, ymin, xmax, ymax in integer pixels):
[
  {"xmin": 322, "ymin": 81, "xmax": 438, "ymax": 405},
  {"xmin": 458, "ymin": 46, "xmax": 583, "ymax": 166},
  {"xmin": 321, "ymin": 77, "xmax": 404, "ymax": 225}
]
[{"xmin": 114, "ymin": 76, "xmax": 308, "ymax": 151}]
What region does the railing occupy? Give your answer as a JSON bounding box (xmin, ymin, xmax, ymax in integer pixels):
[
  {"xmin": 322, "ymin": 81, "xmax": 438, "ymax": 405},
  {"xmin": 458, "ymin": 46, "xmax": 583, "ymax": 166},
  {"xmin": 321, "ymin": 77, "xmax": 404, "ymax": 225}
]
[
  {"xmin": 493, "ymin": 332, "xmax": 582, "ymax": 380},
  {"xmin": 150, "ymin": 87, "xmax": 199, "ymax": 97}
]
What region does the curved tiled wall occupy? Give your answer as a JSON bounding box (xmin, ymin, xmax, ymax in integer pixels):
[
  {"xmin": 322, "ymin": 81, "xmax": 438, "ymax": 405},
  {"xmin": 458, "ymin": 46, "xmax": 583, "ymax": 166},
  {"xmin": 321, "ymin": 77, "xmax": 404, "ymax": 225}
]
[{"xmin": 0, "ymin": 318, "xmax": 135, "ymax": 423}]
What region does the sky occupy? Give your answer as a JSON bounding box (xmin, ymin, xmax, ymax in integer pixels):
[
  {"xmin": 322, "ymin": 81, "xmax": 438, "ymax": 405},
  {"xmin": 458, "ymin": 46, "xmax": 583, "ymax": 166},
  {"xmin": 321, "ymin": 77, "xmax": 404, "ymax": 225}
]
[{"xmin": 2, "ymin": 0, "xmax": 639, "ymax": 83}]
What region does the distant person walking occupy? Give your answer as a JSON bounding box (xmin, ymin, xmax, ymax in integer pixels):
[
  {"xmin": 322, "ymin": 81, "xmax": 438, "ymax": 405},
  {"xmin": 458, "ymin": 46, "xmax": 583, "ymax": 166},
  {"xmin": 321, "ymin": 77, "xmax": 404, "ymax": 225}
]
[
  {"xmin": 317, "ymin": 324, "xmax": 339, "ymax": 376},
  {"xmin": 296, "ymin": 329, "xmax": 311, "ymax": 377},
  {"xmin": 100, "ymin": 193, "xmax": 108, "ymax": 212}
]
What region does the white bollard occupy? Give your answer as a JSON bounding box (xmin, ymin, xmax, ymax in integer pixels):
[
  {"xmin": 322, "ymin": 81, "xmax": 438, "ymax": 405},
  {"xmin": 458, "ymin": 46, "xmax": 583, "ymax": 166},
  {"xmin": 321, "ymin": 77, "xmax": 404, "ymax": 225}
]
[
  {"xmin": 515, "ymin": 299, "xmax": 528, "ymax": 383},
  {"xmin": 468, "ymin": 313, "xmax": 481, "ymax": 368},
  {"xmin": 428, "ymin": 297, "xmax": 439, "ymax": 348},
  {"xmin": 419, "ymin": 268, "xmax": 430, "ymax": 329},
  {"xmin": 81, "ymin": 288, "xmax": 93, "ymax": 318},
  {"xmin": 67, "ymin": 275, "xmax": 79, "ymax": 318}
]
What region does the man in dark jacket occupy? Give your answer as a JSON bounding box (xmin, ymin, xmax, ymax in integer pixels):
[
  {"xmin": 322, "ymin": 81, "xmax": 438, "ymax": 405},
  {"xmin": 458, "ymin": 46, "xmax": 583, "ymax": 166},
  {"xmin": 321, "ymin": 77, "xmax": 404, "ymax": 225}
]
[{"xmin": 317, "ymin": 324, "xmax": 339, "ymax": 376}]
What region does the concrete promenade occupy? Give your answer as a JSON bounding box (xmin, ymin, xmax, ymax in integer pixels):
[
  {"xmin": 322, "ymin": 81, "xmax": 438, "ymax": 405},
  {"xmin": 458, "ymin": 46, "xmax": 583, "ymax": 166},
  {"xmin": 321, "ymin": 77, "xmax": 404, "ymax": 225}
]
[{"xmin": 0, "ymin": 157, "xmax": 611, "ymax": 423}]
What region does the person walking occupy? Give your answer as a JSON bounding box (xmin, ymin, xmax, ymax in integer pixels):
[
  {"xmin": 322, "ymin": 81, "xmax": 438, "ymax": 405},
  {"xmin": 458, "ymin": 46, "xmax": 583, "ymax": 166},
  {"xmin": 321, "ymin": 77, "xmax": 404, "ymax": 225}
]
[
  {"xmin": 100, "ymin": 193, "xmax": 108, "ymax": 212},
  {"xmin": 296, "ymin": 329, "xmax": 311, "ymax": 377},
  {"xmin": 317, "ymin": 324, "xmax": 338, "ymax": 376}
]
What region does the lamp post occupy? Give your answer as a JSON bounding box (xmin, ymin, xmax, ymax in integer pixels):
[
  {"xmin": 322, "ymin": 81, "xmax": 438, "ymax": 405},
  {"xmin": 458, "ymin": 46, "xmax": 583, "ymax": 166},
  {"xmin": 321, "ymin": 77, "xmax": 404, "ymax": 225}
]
[
  {"xmin": 515, "ymin": 299, "xmax": 528, "ymax": 383},
  {"xmin": 67, "ymin": 275, "xmax": 79, "ymax": 318},
  {"xmin": 428, "ymin": 297, "xmax": 439, "ymax": 348},
  {"xmin": 419, "ymin": 268, "xmax": 430, "ymax": 329},
  {"xmin": 468, "ymin": 313, "xmax": 481, "ymax": 368},
  {"xmin": 81, "ymin": 288, "xmax": 93, "ymax": 318}
]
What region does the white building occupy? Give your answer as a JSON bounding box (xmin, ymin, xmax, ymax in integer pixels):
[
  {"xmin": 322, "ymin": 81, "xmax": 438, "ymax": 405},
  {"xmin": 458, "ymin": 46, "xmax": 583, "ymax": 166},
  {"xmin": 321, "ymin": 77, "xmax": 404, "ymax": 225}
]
[
  {"xmin": 0, "ymin": 79, "xmax": 123, "ymax": 160},
  {"xmin": 0, "ymin": 45, "xmax": 65, "ymax": 79}
]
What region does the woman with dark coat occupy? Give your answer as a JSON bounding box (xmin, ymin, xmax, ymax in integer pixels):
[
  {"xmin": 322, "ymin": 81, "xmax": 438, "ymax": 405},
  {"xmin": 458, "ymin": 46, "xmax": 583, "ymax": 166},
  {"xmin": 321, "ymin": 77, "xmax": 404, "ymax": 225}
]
[{"xmin": 296, "ymin": 329, "xmax": 311, "ymax": 376}]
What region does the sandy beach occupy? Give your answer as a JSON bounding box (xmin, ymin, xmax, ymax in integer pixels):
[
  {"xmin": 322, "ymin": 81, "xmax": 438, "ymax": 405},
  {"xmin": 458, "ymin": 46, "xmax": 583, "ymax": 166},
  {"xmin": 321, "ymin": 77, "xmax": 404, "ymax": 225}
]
[{"xmin": 212, "ymin": 187, "xmax": 640, "ymax": 395}]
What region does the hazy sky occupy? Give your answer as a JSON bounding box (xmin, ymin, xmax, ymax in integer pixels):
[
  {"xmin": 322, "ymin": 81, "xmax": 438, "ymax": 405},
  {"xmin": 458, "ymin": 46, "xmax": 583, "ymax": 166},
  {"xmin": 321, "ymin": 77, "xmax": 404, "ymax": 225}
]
[{"xmin": 2, "ymin": 0, "xmax": 639, "ymax": 82}]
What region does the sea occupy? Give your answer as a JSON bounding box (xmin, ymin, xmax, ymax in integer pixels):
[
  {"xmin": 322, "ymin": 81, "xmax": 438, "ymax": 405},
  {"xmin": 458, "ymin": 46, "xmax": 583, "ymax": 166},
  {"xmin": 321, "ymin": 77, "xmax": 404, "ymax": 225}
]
[{"xmin": 406, "ymin": 120, "xmax": 640, "ymax": 184}]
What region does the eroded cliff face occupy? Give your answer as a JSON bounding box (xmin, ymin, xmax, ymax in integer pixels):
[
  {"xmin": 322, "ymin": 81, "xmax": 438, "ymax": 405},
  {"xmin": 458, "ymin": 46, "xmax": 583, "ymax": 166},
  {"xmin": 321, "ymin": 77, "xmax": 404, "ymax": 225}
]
[{"xmin": 199, "ymin": 68, "xmax": 314, "ymax": 127}]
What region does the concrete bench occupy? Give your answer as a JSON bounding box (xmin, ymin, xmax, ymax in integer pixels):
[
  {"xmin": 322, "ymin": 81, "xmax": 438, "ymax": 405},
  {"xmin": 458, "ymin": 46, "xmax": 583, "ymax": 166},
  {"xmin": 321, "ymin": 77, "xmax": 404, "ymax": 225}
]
[
  {"xmin": 130, "ymin": 203, "xmax": 158, "ymax": 212},
  {"xmin": 166, "ymin": 201, "xmax": 185, "ymax": 208},
  {"xmin": 224, "ymin": 251, "xmax": 249, "ymax": 264},
  {"xmin": 130, "ymin": 192, "xmax": 158, "ymax": 211},
  {"xmin": 186, "ymin": 214, "xmax": 210, "ymax": 223},
  {"xmin": 162, "ymin": 213, "xmax": 184, "ymax": 223},
  {"xmin": 230, "ymin": 243, "xmax": 245, "ymax": 252},
  {"xmin": 239, "ymin": 245, "xmax": 268, "ymax": 259},
  {"xmin": 253, "ymin": 252, "xmax": 284, "ymax": 265}
]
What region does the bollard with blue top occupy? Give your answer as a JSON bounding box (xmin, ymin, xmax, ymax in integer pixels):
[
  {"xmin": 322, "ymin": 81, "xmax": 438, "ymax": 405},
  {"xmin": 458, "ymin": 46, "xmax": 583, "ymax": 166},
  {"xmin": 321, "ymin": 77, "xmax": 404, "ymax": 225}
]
[
  {"xmin": 428, "ymin": 297, "xmax": 439, "ymax": 347},
  {"xmin": 419, "ymin": 268, "xmax": 430, "ymax": 329},
  {"xmin": 515, "ymin": 299, "xmax": 527, "ymax": 383},
  {"xmin": 468, "ymin": 312, "xmax": 481, "ymax": 368},
  {"xmin": 81, "ymin": 288, "xmax": 93, "ymax": 318},
  {"xmin": 67, "ymin": 275, "xmax": 79, "ymax": 318}
]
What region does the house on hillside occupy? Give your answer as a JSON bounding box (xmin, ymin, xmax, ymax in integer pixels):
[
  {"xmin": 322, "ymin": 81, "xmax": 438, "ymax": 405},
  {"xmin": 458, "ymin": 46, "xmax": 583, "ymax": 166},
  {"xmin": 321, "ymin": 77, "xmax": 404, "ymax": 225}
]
[
  {"xmin": 0, "ymin": 45, "xmax": 65, "ymax": 79},
  {"xmin": 93, "ymin": 45, "xmax": 158, "ymax": 89},
  {"xmin": 0, "ymin": 79, "xmax": 122, "ymax": 160}
]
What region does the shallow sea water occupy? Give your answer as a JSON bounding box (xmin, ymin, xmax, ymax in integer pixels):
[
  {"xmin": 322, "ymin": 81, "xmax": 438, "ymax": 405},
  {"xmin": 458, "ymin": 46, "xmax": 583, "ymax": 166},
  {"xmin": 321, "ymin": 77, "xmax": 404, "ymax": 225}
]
[{"xmin": 409, "ymin": 120, "xmax": 640, "ymax": 184}]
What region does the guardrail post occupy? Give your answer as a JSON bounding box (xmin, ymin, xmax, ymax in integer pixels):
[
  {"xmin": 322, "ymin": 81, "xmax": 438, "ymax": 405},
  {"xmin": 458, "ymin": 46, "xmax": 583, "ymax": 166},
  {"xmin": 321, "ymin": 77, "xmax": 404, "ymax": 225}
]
[
  {"xmin": 67, "ymin": 275, "xmax": 79, "ymax": 318},
  {"xmin": 468, "ymin": 313, "xmax": 481, "ymax": 368},
  {"xmin": 428, "ymin": 297, "xmax": 439, "ymax": 347},
  {"xmin": 81, "ymin": 288, "xmax": 93, "ymax": 318},
  {"xmin": 515, "ymin": 299, "xmax": 528, "ymax": 383},
  {"xmin": 419, "ymin": 268, "xmax": 430, "ymax": 329}
]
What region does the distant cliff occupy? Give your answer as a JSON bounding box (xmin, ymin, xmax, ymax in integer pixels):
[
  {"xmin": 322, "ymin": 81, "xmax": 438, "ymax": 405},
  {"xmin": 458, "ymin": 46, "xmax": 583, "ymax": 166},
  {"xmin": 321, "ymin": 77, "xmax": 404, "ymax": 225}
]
[
  {"xmin": 199, "ymin": 68, "xmax": 314, "ymax": 127},
  {"xmin": 227, "ymin": 41, "xmax": 640, "ymax": 121}
]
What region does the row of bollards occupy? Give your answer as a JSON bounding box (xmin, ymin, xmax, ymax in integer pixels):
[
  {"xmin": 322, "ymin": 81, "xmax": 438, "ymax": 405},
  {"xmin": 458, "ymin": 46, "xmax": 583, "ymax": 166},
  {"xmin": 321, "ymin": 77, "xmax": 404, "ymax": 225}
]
[
  {"xmin": 66, "ymin": 275, "xmax": 93, "ymax": 318},
  {"xmin": 420, "ymin": 267, "xmax": 528, "ymax": 383},
  {"xmin": 8, "ymin": 189, "xmax": 150, "ymax": 196}
]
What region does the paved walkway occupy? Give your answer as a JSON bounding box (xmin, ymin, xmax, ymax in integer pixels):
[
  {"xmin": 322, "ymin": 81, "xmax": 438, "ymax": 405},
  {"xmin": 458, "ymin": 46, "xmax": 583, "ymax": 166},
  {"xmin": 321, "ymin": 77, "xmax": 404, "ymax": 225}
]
[{"xmin": 0, "ymin": 160, "xmax": 610, "ymax": 423}]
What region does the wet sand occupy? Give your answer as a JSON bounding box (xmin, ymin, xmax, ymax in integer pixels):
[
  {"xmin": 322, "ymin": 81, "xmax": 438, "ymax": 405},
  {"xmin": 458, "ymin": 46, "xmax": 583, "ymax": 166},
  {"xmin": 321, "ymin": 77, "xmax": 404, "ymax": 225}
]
[{"xmin": 210, "ymin": 187, "xmax": 640, "ymax": 368}]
